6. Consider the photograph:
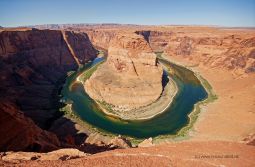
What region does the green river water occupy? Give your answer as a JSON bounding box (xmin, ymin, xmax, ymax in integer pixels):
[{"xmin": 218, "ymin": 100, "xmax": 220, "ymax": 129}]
[{"xmin": 60, "ymin": 56, "xmax": 208, "ymax": 139}]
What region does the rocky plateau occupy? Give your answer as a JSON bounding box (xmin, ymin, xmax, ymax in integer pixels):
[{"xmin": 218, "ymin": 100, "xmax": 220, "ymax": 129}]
[
  {"xmin": 0, "ymin": 25, "xmax": 255, "ymax": 166},
  {"xmin": 85, "ymin": 32, "xmax": 163, "ymax": 111}
]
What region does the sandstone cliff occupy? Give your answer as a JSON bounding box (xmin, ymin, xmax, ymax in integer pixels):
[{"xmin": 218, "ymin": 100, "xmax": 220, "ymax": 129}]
[
  {"xmin": 85, "ymin": 29, "xmax": 116, "ymax": 50},
  {"xmin": 136, "ymin": 30, "xmax": 173, "ymax": 52},
  {"xmin": 63, "ymin": 31, "xmax": 97, "ymax": 64},
  {"xmin": 1, "ymin": 25, "xmax": 254, "ymax": 165},
  {"xmin": 164, "ymin": 33, "xmax": 255, "ymax": 74},
  {"xmin": 135, "ymin": 28, "xmax": 255, "ymax": 75},
  {"xmin": 0, "ymin": 29, "xmax": 97, "ymax": 151},
  {"xmin": 0, "ymin": 101, "xmax": 60, "ymax": 152},
  {"xmin": 85, "ymin": 33, "xmax": 163, "ymax": 111}
]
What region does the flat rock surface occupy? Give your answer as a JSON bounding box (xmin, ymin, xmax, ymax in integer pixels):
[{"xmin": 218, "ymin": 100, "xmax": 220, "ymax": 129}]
[{"xmin": 2, "ymin": 141, "xmax": 254, "ymax": 167}]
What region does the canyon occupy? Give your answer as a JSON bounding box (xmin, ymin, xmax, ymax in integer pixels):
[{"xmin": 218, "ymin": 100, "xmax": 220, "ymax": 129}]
[
  {"xmin": 85, "ymin": 32, "xmax": 164, "ymax": 112},
  {"xmin": 0, "ymin": 29, "xmax": 97, "ymax": 151},
  {"xmin": 0, "ymin": 25, "xmax": 255, "ymax": 166}
]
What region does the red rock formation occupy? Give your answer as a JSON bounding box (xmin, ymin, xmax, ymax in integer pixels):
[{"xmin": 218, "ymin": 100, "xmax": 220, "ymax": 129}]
[
  {"xmin": 1, "ymin": 148, "xmax": 88, "ymax": 161},
  {"xmin": 0, "ymin": 101, "xmax": 60, "ymax": 152},
  {"xmin": 85, "ymin": 33, "xmax": 163, "ymax": 111},
  {"xmin": 0, "ymin": 29, "xmax": 97, "ymax": 151},
  {"xmin": 63, "ymin": 31, "xmax": 97, "ymax": 64},
  {"xmin": 1, "ymin": 141, "xmax": 255, "ymax": 167},
  {"xmin": 136, "ymin": 30, "xmax": 173, "ymax": 52},
  {"xmin": 85, "ymin": 29, "xmax": 116, "ymax": 50},
  {"xmin": 1, "ymin": 25, "xmax": 254, "ymax": 166},
  {"xmin": 164, "ymin": 34, "xmax": 255, "ymax": 74},
  {"xmin": 242, "ymin": 133, "xmax": 255, "ymax": 146}
]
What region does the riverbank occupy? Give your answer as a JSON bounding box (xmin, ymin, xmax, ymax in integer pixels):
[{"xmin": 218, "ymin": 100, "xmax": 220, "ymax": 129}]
[
  {"xmin": 162, "ymin": 54, "xmax": 255, "ymax": 142},
  {"xmin": 59, "ymin": 54, "xmax": 212, "ymax": 142},
  {"xmin": 96, "ymin": 75, "xmax": 178, "ymax": 120},
  {"xmin": 151, "ymin": 54, "xmax": 217, "ymax": 143}
]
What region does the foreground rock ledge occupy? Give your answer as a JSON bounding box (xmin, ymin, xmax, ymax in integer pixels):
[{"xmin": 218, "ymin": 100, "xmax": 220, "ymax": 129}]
[
  {"xmin": 85, "ymin": 33, "xmax": 163, "ymax": 111},
  {"xmin": 1, "ymin": 141, "xmax": 255, "ymax": 167}
]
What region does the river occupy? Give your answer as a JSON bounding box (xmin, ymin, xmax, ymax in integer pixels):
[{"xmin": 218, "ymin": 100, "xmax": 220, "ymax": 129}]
[{"xmin": 60, "ymin": 56, "xmax": 208, "ymax": 139}]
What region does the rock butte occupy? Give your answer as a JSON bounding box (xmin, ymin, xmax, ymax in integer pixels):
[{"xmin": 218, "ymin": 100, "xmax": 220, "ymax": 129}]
[
  {"xmin": 85, "ymin": 33, "xmax": 163, "ymax": 111},
  {"xmin": 0, "ymin": 25, "xmax": 255, "ymax": 166}
]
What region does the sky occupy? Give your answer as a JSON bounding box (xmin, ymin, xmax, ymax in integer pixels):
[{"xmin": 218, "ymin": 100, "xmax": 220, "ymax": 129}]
[{"xmin": 0, "ymin": 0, "xmax": 255, "ymax": 27}]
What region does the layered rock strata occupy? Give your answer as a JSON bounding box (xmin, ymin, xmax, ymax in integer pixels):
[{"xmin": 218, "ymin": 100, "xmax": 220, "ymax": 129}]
[
  {"xmin": 164, "ymin": 34, "xmax": 255, "ymax": 74},
  {"xmin": 0, "ymin": 29, "xmax": 97, "ymax": 151},
  {"xmin": 85, "ymin": 33, "xmax": 163, "ymax": 111},
  {"xmin": 136, "ymin": 30, "xmax": 173, "ymax": 52},
  {"xmin": 85, "ymin": 30, "xmax": 116, "ymax": 50},
  {"xmin": 0, "ymin": 101, "xmax": 60, "ymax": 152}
]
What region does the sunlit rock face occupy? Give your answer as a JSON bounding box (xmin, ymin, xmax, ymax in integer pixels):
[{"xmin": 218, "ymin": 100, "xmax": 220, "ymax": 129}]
[
  {"xmin": 164, "ymin": 35, "xmax": 255, "ymax": 74},
  {"xmin": 85, "ymin": 33, "xmax": 163, "ymax": 111}
]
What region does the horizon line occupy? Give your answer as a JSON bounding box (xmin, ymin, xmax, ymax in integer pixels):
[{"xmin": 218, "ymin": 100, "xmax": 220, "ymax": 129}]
[{"xmin": 2, "ymin": 23, "xmax": 255, "ymax": 29}]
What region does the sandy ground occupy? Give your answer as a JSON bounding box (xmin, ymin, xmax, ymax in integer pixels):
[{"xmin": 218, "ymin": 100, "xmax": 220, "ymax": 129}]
[{"xmin": 164, "ymin": 55, "xmax": 255, "ymax": 142}]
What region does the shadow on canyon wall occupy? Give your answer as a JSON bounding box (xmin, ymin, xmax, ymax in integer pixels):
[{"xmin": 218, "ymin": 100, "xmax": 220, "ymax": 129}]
[{"xmin": 0, "ymin": 29, "xmax": 118, "ymax": 153}]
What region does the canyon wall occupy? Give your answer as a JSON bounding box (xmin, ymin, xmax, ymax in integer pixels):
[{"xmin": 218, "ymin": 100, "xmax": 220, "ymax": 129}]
[
  {"xmin": 85, "ymin": 30, "xmax": 116, "ymax": 50},
  {"xmin": 63, "ymin": 31, "xmax": 97, "ymax": 64},
  {"xmin": 136, "ymin": 28, "xmax": 255, "ymax": 75},
  {"xmin": 84, "ymin": 29, "xmax": 173, "ymax": 53},
  {"xmin": 0, "ymin": 29, "xmax": 97, "ymax": 151},
  {"xmin": 0, "ymin": 101, "xmax": 60, "ymax": 152},
  {"xmin": 0, "ymin": 25, "xmax": 254, "ymax": 166},
  {"xmin": 1, "ymin": 25, "xmax": 254, "ymax": 153},
  {"xmin": 85, "ymin": 33, "xmax": 163, "ymax": 111},
  {"xmin": 136, "ymin": 30, "xmax": 173, "ymax": 52},
  {"xmin": 163, "ymin": 32, "xmax": 255, "ymax": 74},
  {"xmin": 27, "ymin": 25, "xmax": 255, "ymax": 74}
]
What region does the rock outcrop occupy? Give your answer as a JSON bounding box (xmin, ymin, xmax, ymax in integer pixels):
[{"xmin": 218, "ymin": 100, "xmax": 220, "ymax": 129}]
[
  {"xmin": 0, "ymin": 29, "xmax": 97, "ymax": 151},
  {"xmin": 242, "ymin": 133, "xmax": 255, "ymax": 146},
  {"xmin": 136, "ymin": 30, "xmax": 173, "ymax": 52},
  {"xmin": 1, "ymin": 141, "xmax": 255, "ymax": 167},
  {"xmin": 0, "ymin": 101, "xmax": 60, "ymax": 152},
  {"xmin": 1, "ymin": 25, "xmax": 255, "ymax": 166},
  {"xmin": 164, "ymin": 34, "xmax": 255, "ymax": 74},
  {"xmin": 138, "ymin": 137, "xmax": 154, "ymax": 147},
  {"xmin": 85, "ymin": 133, "xmax": 131, "ymax": 149},
  {"xmin": 62, "ymin": 31, "xmax": 97, "ymax": 64},
  {"xmin": 85, "ymin": 30, "xmax": 116, "ymax": 50},
  {"xmin": 85, "ymin": 33, "xmax": 163, "ymax": 111},
  {"xmin": 1, "ymin": 148, "xmax": 88, "ymax": 161}
]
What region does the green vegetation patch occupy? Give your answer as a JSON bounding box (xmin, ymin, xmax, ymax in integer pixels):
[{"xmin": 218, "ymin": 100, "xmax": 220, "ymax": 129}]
[
  {"xmin": 153, "ymin": 54, "xmax": 218, "ymax": 143},
  {"xmin": 79, "ymin": 60, "xmax": 105, "ymax": 82}
]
